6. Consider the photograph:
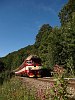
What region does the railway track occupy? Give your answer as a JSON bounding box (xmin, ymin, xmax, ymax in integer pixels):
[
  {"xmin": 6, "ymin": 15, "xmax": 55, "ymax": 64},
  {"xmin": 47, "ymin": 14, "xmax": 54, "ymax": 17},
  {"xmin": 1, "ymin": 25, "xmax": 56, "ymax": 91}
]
[
  {"xmin": 37, "ymin": 77, "xmax": 75, "ymax": 83},
  {"xmin": 20, "ymin": 76, "xmax": 75, "ymax": 87},
  {"xmin": 38, "ymin": 77, "xmax": 75, "ymax": 88},
  {"xmin": 19, "ymin": 76, "xmax": 75, "ymax": 99},
  {"xmin": 20, "ymin": 76, "xmax": 75, "ymax": 83}
]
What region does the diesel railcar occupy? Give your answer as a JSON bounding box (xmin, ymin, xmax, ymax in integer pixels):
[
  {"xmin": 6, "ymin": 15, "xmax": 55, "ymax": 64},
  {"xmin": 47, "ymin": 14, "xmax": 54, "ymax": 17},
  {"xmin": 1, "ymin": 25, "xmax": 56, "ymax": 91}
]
[{"xmin": 15, "ymin": 55, "xmax": 42, "ymax": 77}]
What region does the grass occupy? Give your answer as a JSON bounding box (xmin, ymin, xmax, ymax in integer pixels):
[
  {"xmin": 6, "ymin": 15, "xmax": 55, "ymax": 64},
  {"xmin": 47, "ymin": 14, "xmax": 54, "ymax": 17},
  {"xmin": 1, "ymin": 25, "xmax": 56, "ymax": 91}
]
[
  {"xmin": 0, "ymin": 76, "xmax": 35, "ymax": 100},
  {"xmin": 0, "ymin": 75, "xmax": 75, "ymax": 100}
]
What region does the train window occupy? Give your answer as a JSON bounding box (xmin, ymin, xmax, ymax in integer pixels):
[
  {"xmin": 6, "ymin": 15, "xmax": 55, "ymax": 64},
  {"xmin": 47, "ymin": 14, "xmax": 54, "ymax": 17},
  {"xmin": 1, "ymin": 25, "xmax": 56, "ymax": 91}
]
[{"xmin": 26, "ymin": 61, "xmax": 32, "ymax": 64}]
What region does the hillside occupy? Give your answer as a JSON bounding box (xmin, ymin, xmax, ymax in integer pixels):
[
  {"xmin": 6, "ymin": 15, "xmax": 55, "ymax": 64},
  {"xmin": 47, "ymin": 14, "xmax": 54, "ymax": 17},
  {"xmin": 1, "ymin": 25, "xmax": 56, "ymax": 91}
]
[{"xmin": 0, "ymin": 0, "xmax": 75, "ymax": 84}]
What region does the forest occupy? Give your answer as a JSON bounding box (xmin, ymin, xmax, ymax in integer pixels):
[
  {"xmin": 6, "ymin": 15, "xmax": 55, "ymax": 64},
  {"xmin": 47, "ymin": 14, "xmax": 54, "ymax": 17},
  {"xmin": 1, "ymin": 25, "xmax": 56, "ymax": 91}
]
[{"xmin": 0, "ymin": 0, "xmax": 75, "ymax": 84}]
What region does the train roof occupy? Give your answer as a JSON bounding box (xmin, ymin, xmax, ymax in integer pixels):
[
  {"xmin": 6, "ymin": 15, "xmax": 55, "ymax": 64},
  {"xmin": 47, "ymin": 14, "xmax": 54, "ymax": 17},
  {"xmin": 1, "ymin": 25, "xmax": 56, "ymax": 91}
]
[{"xmin": 26, "ymin": 55, "xmax": 39, "ymax": 60}]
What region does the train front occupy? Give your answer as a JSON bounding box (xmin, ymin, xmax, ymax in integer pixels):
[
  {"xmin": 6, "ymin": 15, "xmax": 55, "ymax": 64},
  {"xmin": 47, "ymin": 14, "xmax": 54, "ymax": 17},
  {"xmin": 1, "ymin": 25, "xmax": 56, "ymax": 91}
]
[{"xmin": 25, "ymin": 55, "xmax": 42, "ymax": 77}]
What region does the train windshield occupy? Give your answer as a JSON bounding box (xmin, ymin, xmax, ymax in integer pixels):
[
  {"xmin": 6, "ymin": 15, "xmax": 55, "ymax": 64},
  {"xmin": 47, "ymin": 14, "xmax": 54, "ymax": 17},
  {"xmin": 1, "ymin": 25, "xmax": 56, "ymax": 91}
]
[{"xmin": 31, "ymin": 58, "xmax": 41, "ymax": 64}]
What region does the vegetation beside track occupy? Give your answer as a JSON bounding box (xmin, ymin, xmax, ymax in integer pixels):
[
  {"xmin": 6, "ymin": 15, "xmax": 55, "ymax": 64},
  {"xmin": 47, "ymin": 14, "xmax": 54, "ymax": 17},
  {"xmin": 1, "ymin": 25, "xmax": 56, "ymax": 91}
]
[{"xmin": 0, "ymin": 76, "xmax": 35, "ymax": 100}]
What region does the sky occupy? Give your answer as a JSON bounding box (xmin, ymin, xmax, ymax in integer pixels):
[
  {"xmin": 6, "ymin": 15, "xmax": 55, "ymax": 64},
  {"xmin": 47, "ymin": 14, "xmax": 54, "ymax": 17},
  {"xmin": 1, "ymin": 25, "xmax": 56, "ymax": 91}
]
[{"xmin": 0, "ymin": 0, "xmax": 68, "ymax": 57}]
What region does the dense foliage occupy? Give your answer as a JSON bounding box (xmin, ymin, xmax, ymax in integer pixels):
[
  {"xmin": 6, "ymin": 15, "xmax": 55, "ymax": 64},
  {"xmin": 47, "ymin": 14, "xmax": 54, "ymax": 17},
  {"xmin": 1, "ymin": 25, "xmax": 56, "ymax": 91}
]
[{"xmin": 0, "ymin": 0, "xmax": 75, "ymax": 83}]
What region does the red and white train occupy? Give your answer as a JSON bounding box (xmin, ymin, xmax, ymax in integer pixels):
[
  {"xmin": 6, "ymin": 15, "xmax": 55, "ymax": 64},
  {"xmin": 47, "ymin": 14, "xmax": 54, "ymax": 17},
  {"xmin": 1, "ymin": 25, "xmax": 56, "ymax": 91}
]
[{"xmin": 15, "ymin": 55, "xmax": 42, "ymax": 77}]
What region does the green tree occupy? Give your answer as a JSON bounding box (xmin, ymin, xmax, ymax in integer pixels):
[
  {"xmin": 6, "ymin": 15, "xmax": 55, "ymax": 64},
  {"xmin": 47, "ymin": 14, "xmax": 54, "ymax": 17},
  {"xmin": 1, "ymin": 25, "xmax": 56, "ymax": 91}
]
[
  {"xmin": 59, "ymin": 0, "xmax": 75, "ymax": 25},
  {"xmin": 35, "ymin": 24, "xmax": 52, "ymax": 48},
  {"xmin": 0, "ymin": 60, "xmax": 5, "ymax": 72}
]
